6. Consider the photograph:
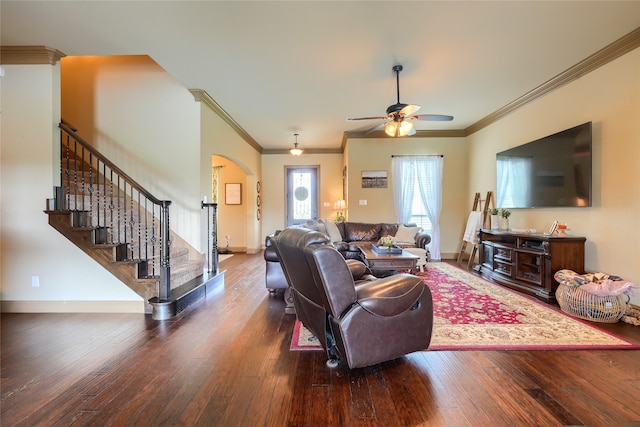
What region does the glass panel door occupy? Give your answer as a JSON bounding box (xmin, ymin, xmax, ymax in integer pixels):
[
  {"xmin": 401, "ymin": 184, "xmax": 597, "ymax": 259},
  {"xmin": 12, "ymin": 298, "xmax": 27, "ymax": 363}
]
[{"xmin": 286, "ymin": 167, "xmax": 318, "ymax": 226}]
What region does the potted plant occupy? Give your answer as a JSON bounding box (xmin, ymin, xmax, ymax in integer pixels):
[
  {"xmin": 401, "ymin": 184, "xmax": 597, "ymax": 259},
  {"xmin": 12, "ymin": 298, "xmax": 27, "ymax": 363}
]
[
  {"xmin": 499, "ymin": 209, "xmax": 511, "ymax": 230},
  {"xmin": 488, "ymin": 208, "xmax": 499, "ymax": 230},
  {"xmin": 378, "ymin": 235, "xmax": 396, "ymax": 248}
]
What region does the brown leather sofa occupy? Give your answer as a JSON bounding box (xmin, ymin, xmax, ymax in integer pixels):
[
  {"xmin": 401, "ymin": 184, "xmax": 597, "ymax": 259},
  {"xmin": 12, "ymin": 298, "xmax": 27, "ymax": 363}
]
[
  {"xmin": 264, "ymin": 230, "xmax": 376, "ymax": 314},
  {"xmin": 272, "ymin": 227, "xmax": 433, "ymax": 369},
  {"xmin": 332, "ymin": 221, "xmax": 431, "ymax": 261},
  {"xmin": 264, "ymin": 220, "xmax": 431, "ymax": 293}
]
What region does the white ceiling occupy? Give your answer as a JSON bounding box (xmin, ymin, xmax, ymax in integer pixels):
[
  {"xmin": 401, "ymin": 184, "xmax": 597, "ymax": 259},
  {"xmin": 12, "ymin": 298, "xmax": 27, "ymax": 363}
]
[{"xmin": 2, "ymin": 1, "xmax": 639, "ymax": 151}]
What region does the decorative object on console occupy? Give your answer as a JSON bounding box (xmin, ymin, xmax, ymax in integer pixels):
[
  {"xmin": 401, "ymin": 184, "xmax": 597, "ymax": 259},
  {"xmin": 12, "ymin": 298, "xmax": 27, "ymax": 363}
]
[
  {"xmin": 488, "ymin": 208, "xmax": 499, "ymax": 230},
  {"xmin": 499, "ymin": 208, "xmax": 511, "ymax": 230},
  {"xmin": 556, "ymin": 223, "xmax": 569, "ymax": 236}
]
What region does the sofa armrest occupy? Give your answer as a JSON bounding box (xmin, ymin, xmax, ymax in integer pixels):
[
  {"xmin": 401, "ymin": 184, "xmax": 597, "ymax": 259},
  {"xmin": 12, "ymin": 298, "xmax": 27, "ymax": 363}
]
[
  {"xmin": 415, "ymin": 231, "xmax": 431, "ymax": 249},
  {"xmin": 355, "ymin": 273, "xmax": 425, "ymax": 317},
  {"xmin": 345, "ymin": 259, "xmax": 373, "ymax": 280}
]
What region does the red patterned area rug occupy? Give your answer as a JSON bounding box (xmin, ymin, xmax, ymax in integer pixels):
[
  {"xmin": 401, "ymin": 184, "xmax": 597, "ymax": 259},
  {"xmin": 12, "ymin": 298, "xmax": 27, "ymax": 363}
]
[{"xmin": 291, "ymin": 262, "xmax": 639, "ymax": 351}]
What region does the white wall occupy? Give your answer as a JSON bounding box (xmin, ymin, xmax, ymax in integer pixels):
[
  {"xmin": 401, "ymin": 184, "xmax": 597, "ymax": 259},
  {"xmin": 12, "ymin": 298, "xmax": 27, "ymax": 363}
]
[
  {"xmin": 0, "ymin": 63, "xmax": 144, "ymax": 312},
  {"xmin": 61, "ymin": 56, "xmax": 203, "ymax": 249},
  {"xmin": 467, "ymin": 48, "xmax": 640, "ymax": 305},
  {"xmin": 261, "ymin": 153, "xmax": 344, "ymax": 240},
  {"xmin": 199, "ymin": 101, "xmax": 262, "ymax": 254},
  {"xmin": 345, "ymin": 136, "xmax": 469, "ymax": 259}
]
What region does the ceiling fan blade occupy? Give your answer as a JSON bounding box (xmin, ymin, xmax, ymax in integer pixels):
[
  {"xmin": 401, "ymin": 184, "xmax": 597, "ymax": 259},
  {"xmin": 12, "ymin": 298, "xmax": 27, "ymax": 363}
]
[
  {"xmin": 346, "ymin": 116, "xmax": 387, "ymax": 121},
  {"xmin": 399, "ymin": 104, "xmax": 421, "ymax": 116},
  {"xmin": 410, "ymin": 114, "xmax": 454, "ymax": 122},
  {"xmin": 364, "ymin": 122, "xmax": 386, "ymax": 134}
]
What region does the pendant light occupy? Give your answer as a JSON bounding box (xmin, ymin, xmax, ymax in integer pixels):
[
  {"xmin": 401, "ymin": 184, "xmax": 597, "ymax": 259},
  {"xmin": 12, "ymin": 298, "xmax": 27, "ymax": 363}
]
[{"xmin": 289, "ymin": 133, "xmax": 303, "ymax": 155}]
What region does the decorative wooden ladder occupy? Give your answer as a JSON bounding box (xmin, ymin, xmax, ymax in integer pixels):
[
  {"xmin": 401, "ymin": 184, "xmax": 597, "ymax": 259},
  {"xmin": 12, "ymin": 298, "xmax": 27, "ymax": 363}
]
[{"xmin": 457, "ymin": 191, "xmax": 493, "ymax": 268}]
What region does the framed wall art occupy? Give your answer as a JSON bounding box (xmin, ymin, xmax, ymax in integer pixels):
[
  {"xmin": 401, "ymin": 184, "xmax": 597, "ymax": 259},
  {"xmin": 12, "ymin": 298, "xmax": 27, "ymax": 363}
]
[
  {"xmin": 225, "ymin": 183, "xmax": 242, "ymax": 205},
  {"xmin": 361, "ymin": 170, "xmax": 388, "ymax": 188}
]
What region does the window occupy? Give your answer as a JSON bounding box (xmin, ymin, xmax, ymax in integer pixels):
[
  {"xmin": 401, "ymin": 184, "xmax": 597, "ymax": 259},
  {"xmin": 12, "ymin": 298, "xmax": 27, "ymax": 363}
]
[
  {"xmin": 392, "ymin": 155, "xmax": 443, "ymax": 260},
  {"xmin": 409, "ymin": 183, "xmax": 433, "ymax": 233}
]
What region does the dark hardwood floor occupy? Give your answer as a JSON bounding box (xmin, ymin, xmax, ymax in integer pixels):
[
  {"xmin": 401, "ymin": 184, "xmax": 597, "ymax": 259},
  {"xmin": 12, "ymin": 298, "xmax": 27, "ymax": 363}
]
[{"xmin": 2, "ymin": 253, "xmax": 639, "ymax": 426}]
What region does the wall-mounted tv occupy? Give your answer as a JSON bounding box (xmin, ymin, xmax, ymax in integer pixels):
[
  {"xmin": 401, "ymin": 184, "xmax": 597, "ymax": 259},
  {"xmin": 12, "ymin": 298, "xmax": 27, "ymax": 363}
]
[{"xmin": 496, "ymin": 122, "xmax": 592, "ymax": 208}]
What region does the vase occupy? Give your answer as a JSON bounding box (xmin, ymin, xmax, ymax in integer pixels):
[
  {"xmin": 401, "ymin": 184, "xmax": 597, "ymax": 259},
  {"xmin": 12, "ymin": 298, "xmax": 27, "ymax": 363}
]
[
  {"xmin": 491, "ymin": 215, "xmax": 499, "ymax": 230},
  {"xmin": 499, "ymin": 217, "xmax": 509, "ymax": 231}
]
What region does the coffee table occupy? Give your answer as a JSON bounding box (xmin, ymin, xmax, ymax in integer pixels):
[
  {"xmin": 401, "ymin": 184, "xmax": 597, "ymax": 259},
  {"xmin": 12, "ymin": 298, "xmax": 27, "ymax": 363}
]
[{"xmin": 359, "ymin": 245, "xmax": 419, "ymax": 272}]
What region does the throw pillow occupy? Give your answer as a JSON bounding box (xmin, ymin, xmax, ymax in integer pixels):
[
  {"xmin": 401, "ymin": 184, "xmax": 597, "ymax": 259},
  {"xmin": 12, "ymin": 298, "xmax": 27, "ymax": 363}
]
[
  {"xmin": 303, "ymin": 219, "xmax": 327, "ymax": 234},
  {"xmin": 323, "ymin": 219, "xmax": 343, "ymax": 243},
  {"xmin": 394, "ymin": 225, "xmax": 420, "ymax": 243}
]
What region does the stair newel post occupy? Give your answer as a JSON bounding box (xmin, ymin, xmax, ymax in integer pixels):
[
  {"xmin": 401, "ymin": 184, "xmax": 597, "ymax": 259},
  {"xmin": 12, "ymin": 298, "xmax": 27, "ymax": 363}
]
[
  {"xmin": 201, "ymin": 201, "xmax": 218, "ymax": 274},
  {"xmin": 159, "ymin": 200, "xmax": 172, "ymax": 301},
  {"xmin": 211, "ymin": 203, "xmax": 218, "ymax": 274}
]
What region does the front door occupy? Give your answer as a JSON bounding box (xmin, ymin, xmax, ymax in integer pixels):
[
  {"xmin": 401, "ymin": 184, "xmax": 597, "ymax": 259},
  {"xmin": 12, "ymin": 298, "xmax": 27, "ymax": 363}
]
[{"xmin": 286, "ymin": 166, "xmax": 318, "ymax": 227}]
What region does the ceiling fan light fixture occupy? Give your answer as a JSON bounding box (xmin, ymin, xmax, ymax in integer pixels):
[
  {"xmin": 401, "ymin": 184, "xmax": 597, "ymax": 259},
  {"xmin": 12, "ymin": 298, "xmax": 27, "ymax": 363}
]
[
  {"xmin": 289, "ymin": 133, "xmax": 303, "ymax": 155},
  {"xmin": 399, "ymin": 120, "xmax": 414, "ymax": 136},
  {"xmin": 385, "ymin": 120, "xmax": 414, "ymax": 137},
  {"xmin": 347, "ymin": 64, "xmax": 453, "ymax": 134},
  {"xmin": 385, "ymin": 122, "xmax": 398, "ymax": 137}
]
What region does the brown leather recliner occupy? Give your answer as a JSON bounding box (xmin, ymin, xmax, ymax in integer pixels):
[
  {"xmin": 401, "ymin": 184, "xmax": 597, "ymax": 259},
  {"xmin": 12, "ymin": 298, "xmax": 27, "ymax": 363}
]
[{"xmin": 273, "ymin": 227, "xmax": 433, "ymax": 369}]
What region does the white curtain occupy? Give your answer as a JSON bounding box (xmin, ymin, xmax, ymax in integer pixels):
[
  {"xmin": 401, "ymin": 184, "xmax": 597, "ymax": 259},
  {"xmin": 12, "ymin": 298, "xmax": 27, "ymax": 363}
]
[
  {"xmin": 392, "ymin": 155, "xmax": 444, "ymax": 260},
  {"xmin": 392, "ymin": 157, "xmax": 415, "ymax": 223}
]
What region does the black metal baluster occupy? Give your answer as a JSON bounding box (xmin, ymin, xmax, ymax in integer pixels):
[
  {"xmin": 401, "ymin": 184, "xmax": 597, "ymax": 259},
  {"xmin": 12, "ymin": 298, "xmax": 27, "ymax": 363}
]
[
  {"xmin": 109, "ymin": 170, "xmax": 115, "ymax": 244},
  {"xmin": 80, "ymin": 146, "xmax": 86, "ymax": 213},
  {"xmin": 88, "ymin": 153, "xmax": 94, "ymax": 227}
]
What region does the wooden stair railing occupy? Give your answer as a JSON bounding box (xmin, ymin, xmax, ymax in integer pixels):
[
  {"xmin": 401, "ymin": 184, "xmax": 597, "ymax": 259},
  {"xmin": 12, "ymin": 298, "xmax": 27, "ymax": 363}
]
[{"xmin": 48, "ymin": 121, "xmax": 213, "ymax": 317}]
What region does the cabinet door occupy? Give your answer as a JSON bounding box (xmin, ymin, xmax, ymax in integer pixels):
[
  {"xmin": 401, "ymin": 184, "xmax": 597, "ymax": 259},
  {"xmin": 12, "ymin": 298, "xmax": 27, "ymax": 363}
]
[
  {"xmin": 492, "ymin": 246, "xmax": 513, "ymax": 278},
  {"xmin": 481, "ymin": 243, "xmax": 493, "ymax": 270},
  {"xmin": 516, "ymin": 252, "xmax": 542, "ymax": 284},
  {"xmin": 493, "ymin": 260, "xmax": 512, "ymax": 278},
  {"xmin": 494, "ymin": 246, "xmax": 513, "ymax": 262}
]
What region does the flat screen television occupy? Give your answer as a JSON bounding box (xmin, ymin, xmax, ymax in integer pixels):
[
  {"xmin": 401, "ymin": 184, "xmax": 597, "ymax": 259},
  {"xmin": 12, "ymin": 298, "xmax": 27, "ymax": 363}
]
[{"xmin": 496, "ymin": 122, "xmax": 592, "ymax": 208}]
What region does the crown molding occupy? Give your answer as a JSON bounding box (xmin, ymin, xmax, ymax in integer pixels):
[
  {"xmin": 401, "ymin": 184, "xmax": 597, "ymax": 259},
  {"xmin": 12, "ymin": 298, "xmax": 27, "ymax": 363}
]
[
  {"xmin": 262, "ymin": 147, "xmax": 342, "ymax": 155},
  {"xmin": 0, "ymin": 46, "xmax": 66, "ymax": 65},
  {"xmin": 189, "ymin": 89, "xmax": 263, "ymax": 154},
  {"xmin": 465, "ymin": 26, "xmax": 640, "ymax": 136}
]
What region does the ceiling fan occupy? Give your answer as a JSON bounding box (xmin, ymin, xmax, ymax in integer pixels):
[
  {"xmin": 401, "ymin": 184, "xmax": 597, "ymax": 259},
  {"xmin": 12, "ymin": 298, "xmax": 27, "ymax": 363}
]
[{"xmin": 347, "ymin": 64, "xmax": 453, "ymax": 137}]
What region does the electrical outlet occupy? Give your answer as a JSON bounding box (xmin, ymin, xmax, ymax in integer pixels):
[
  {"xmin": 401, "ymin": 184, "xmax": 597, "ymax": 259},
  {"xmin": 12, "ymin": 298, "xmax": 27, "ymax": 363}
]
[
  {"xmin": 359, "ymin": 200, "xmax": 367, "ymax": 206},
  {"xmin": 32, "ymin": 275, "xmax": 40, "ymax": 287}
]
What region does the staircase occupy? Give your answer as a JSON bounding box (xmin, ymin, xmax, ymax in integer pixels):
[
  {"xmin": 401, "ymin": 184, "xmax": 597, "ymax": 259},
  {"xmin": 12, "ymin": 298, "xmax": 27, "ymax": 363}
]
[{"xmin": 46, "ymin": 122, "xmax": 223, "ymax": 318}]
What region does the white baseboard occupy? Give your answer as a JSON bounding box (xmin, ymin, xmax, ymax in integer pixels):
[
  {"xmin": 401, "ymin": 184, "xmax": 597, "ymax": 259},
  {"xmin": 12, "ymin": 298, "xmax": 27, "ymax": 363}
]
[{"xmin": 1, "ymin": 300, "xmax": 144, "ymax": 314}]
